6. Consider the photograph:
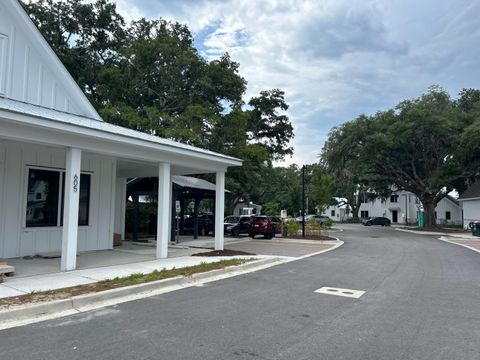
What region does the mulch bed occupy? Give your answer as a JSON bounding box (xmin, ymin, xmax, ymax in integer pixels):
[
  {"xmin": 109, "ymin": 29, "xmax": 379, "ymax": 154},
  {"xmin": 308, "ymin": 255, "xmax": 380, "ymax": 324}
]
[
  {"xmin": 191, "ymin": 249, "xmax": 255, "ymax": 257},
  {"xmin": 284, "ymin": 235, "xmax": 336, "ymax": 241}
]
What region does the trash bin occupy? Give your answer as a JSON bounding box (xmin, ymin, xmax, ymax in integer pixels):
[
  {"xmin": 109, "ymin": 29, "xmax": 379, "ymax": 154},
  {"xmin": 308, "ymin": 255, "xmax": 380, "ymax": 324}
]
[{"xmin": 470, "ymin": 220, "xmax": 480, "ymax": 237}]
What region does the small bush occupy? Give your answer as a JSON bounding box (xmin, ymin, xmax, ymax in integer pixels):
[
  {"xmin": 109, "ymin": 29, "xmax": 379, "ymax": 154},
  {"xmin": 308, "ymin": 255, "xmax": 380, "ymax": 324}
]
[
  {"xmin": 306, "ymin": 219, "xmax": 326, "ymax": 236},
  {"xmin": 283, "ymin": 219, "xmax": 299, "ymax": 236},
  {"xmin": 323, "ymin": 218, "xmax": 334, "ymax": 228}
]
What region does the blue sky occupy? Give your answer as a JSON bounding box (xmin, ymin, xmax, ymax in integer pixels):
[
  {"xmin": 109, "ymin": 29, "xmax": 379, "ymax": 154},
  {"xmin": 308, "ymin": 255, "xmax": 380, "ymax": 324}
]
[{"xmin": 113, "ymin": 0, "xmax": 480, "ymax": 166}]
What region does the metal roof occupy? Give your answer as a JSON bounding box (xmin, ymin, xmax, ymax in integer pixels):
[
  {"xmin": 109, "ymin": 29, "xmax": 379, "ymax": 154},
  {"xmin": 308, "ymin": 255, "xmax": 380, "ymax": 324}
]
[
  {"xmin": 458, "ymin": 182, "xmax": 480, "ymax": 201},
  {"xmin": 0, "ymin": 96, "xmax": 242, "ymax": 164}
]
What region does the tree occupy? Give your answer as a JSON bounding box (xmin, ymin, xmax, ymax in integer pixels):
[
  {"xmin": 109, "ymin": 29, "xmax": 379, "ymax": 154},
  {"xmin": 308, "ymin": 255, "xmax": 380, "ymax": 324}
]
[
  {"xmin": 309, "ymin": 165, "xmax": 335, "ymax": 213},
  {"xmin": 322, "ymin": 87, "xmax": 479, "ymax": 227},
  {"xmin": 23, "ymin": 0, "xmax": 295, "ymax": 215}
]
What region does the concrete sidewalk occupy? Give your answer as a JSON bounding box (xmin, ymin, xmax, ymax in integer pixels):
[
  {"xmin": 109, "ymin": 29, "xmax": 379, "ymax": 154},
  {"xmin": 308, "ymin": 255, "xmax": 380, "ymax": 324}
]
[{"xmin": 0, "ymin": 254, "xmax": 268, "ymax": 299}]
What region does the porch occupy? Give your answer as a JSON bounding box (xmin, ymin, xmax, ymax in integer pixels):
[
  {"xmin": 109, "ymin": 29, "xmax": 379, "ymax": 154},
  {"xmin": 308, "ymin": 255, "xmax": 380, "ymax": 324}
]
[{"xmin": 0, "ymin": 97, "xmax": 242, "ymax": 272}]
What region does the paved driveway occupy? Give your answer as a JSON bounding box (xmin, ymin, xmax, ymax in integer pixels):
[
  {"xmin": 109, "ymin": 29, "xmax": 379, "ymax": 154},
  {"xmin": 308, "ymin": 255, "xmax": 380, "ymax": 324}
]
[
  {"xmin": 225, "ymin": 238, "xmax": 335, "ymax": 257},
  {"xmin": 1, "ymin": 224, "xmax": 480, "ymax": 360}
]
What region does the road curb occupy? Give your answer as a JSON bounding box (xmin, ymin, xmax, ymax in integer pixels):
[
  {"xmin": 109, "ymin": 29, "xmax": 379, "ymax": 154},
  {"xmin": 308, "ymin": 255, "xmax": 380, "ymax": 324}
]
[
  {"xmin": 0, "ymin": 257, "xmax": 279, "ymax": 327},
  {"xmin": 437, "ymin": 236, "xmax": 480, "ymax": 255}
]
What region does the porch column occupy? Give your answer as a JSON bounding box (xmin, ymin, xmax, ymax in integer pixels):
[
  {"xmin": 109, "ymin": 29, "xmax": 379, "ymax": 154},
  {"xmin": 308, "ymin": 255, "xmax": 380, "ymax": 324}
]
[
  {"xmin": 215, "ymin": 171, "xmax": 225, "ymax": 250},
  {"xmin": 61, "ymin": 147, "xmax": 82, "ymax": 271},
  {"xmin": 156, "ymin": 162, "xmax": 171, "ymax": 258}
]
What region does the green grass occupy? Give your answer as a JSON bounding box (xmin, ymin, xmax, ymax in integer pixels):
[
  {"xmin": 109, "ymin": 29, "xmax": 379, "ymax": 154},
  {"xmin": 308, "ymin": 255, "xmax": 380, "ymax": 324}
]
[{"xmin": 0, "ymin": 258, "xmax": 255, "ymax": 307}]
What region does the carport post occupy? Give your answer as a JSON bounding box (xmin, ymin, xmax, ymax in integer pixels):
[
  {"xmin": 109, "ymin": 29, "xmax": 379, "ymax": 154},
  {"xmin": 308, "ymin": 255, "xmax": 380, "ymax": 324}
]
[
  {"xmin": 61, "ymin": 147, "xmax": 82, "ymax": 271},
  {"xmin": 156, "ymin": 162, "xmax": 171, "ymax": 259},
  {"xmin": 215, "ymin": 171, "xmax": 225, "ymax": 250}
]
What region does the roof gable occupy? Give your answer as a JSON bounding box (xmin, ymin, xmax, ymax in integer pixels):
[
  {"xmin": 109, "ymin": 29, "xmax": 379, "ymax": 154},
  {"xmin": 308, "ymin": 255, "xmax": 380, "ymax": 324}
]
[
  {"xmin": 459, "ymin": 182, "xmax": 480, "ymax": 200},
  {"xmin": 0, "ymin": 0, "xmax": 101, "ymax": 120}
]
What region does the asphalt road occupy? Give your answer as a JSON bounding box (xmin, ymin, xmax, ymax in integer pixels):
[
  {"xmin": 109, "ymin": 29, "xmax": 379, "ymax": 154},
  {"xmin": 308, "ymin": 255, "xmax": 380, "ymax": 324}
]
[{"xmin": 1, "ymin": 225, "xmax": 480, "ymax": 360}]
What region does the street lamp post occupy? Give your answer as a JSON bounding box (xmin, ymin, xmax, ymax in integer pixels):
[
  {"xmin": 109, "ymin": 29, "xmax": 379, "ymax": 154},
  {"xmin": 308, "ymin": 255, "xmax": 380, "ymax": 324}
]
[{"xmin": 302, "ymin": 165, "xmax": 305, "ymax": 238}]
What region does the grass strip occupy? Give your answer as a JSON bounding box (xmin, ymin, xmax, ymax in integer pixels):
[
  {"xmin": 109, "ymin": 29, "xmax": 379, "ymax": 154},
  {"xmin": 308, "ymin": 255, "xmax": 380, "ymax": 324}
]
[{"xmin": 0, "ymin": 258, "xmax": 255, "ymax": 308}]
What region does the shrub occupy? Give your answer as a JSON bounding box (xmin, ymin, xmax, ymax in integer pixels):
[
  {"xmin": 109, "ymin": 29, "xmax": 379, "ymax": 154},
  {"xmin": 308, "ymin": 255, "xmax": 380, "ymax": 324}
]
[
  {"xmin": 283, "ymin": 219, "xmax": 299, "ymax": 236},
  {"xmin": 323, "ymin": 218, "xmax": 334, "ymax": 228}
]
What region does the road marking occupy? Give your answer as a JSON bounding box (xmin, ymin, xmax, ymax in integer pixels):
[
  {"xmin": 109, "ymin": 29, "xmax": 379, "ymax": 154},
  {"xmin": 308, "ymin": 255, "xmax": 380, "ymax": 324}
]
[{"xmin": 314, "ymin": 286, "xmax": 365, "ymax": 299}]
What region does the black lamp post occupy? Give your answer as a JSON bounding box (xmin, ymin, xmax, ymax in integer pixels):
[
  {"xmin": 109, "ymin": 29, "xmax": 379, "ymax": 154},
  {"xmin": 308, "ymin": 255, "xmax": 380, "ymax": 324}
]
[{"xmin": 302, "ymin": 165, "xmax": 305, "ymax": 238}]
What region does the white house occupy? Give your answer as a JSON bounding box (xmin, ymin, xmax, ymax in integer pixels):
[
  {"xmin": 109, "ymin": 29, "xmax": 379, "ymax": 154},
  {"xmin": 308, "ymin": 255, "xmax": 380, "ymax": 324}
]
[
  {"xmin": 458, "ymin": 182, "xmax": 480, "ymax": 229},
  {"xmin": 359, "ymin": 190, "xmax": 419, "ymax": 224},
  {"xmin": 0, "ymin": 0, "xmax": 242, "ymax": 270},
  {"xmin": 320, "ymin": 198, "xmax": 352, "ymax": 221},
  {"xmin": 358, "ymin": 190, "xmax": 462, "ymax": 225},
  {"xmin": 435, "ymin": 195, "xmax": 462, "ymax": 226}
]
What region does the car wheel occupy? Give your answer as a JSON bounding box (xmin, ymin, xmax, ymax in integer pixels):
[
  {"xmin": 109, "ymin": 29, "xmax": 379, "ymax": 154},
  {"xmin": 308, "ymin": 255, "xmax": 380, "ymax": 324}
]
[
  {"xmin": 200, "ymin": 227, "xmax": 207, "ymax": 236},
  {"xmin": 249, "ymin": 233, "xmax": 255, "ymax": 239},
  {"xmin": 367, "ymin": 222, "xmax": 372, "ymax": 226},
  {"xmin": 231, "ymin": 228, "xmax": 239, "ymax": 237},
  {"xmin": 264, "ymin": 234, "xmax": 272, "ymax": 239}
]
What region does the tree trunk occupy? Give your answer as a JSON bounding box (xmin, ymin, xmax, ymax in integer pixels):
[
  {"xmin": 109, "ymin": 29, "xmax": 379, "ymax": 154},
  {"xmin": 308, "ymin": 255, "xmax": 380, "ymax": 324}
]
[{"xmin": 422, "ymin": 197, "xmax": 436, "ymax": 228}]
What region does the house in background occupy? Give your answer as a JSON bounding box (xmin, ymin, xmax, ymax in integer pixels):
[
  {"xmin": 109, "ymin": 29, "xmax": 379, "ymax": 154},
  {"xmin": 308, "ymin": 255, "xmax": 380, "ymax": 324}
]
[
  {"xmin": 359, "ymin": 190, "xmax": 419, "ymax": 224},
  {"xmin": 0, "ymin": 0, "xmax": 242, "ymax": 270},
  {"xmin": 435, "ymin": 195, "xmax": 462, "ymax": 226},
  {"xmin": 458, "ymin": 182, "xmax": 480, "ymax": 229},
  {"xmin": 358, "ymin": 190, "xmax": 462, "ymax": 226},
  {"xmin": 320, "ymin": 198, "xmax": 352, "ymax": 221},
  {"xmin": 233, "ymin": 202, "xmax": 262, "ymax": 216}
]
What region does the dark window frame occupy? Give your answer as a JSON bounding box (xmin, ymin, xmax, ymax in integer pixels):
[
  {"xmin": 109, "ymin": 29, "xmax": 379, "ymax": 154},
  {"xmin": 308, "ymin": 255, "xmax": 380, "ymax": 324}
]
[{"xmin": 26, "ymin": 167, "xmax": 92, "ymax": 228}]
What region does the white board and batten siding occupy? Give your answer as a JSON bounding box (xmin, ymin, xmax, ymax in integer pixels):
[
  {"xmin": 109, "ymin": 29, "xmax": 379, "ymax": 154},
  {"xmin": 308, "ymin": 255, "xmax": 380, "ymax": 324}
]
[
  {"xmin": 0, "ymin": 0, "xmax": 99, "ymax": 119},
  {"xmin": 0, "ymin": 140, "xmax": 116, "ymax": 258}
]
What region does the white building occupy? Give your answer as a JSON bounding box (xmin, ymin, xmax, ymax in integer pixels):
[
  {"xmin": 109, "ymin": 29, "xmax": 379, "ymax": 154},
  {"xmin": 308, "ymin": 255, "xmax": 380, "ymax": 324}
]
[
  {"xmin": 435, "ymin": 196, "xmax": 462, "ymax": 226},
  {"xmin": 458, "ymin": 182, "xmax": 480, "ymax": 229},
  {"xmin": 0, "ymin": 0, "xmax": 242, "ymax": 270},
  {"xmin": 320, "ymin": 198, "xmax": 352, "ymax": 221},
  {"xmin": 358, "ymin": 190, "xmax": 462, "ymax": 225},
  {"xmin": 359, "ymin": 191, "xmax": 419, "ymax": 224}
]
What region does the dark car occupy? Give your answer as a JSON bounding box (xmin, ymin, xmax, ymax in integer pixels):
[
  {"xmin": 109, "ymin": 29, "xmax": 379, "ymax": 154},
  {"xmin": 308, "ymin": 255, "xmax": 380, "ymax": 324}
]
[
  {"xmin": 362, "ymin": 217, "xmax": 391, "ymax": 226},
  {"xmin": 182, "ymin": 214, "xmax": 214, "ymax": 236},
  {"xmin": 224, "ymin": 215, "xmax": 252, "ymax": 236},
  {"xmin": 249, "ymin": 216, "xmax": 276, "ymax": 239}
]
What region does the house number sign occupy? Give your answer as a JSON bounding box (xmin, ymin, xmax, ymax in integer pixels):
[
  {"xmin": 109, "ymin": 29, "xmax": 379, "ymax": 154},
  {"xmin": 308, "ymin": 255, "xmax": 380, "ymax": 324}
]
[{"xmin": 73, "ymin": 174, "xmax": 79, "ymax": 192}]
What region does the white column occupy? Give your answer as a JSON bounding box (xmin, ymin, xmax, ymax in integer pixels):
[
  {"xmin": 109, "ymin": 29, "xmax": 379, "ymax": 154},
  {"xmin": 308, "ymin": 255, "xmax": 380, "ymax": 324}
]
[
  {"xmin": 215, "ymin": 171, "xmax": 225, "ymax": 250},
  {"xmin": 157, "ymin": 163, "xmax": 171, "ymax": 258},
  {"xmin": 114, "ymin": 177, "xmax": 127, "ymax": 240},
  {"xmin": 61, "ymin": 148, "xmax": 82, "ymax": 271}
]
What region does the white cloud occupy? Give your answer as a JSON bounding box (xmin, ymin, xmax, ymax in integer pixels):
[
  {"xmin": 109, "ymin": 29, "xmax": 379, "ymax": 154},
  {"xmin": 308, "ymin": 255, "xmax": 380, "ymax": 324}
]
[{"xmin": 114, "ymin": 0, "xmax": 480, "ymax": 166}]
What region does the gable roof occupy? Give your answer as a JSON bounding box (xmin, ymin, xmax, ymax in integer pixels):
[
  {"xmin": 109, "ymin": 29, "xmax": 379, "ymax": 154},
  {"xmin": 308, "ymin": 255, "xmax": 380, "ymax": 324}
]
[
  {"xmin": 0, "ymin": 0, "xmax": 101, "ymax": 120},
  {"xmin": 458, "ymin": 182, "xmax": 480, "ymax": 201}
]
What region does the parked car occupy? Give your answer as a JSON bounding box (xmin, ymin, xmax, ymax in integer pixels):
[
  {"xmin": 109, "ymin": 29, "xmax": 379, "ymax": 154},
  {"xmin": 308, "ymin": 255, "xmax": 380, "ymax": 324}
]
[
  {"xmin": 224, "ymin": 215, "xmax": 252, "ymax": 236},
  {"xmin": 295, "ymin": 214, "xmax": 331, "ymax": 225},
  {"xmin": 182, "ymin": 214, "xmax": 214, "ymax": 235},
  {"xmin": 362, "ymin": 217, "xmax": 391, "ymax": 226},
  {"xmin": 249, "ymin": 216, "xmax": 276, "ymax": 239},
  {"xmin": 267, "ymin": 216, "xmax": 283, "ymax": 234}
]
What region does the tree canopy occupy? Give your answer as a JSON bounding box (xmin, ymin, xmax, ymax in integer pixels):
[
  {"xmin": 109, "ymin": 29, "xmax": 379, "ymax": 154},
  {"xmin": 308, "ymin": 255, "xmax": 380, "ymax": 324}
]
[
  {"xmin": 321, "ymin": 86, "xmax": 480, "ymax": 227},
  {"xmin": 22, "ymin": 0, "xmax": 294, "ymax": 212}
]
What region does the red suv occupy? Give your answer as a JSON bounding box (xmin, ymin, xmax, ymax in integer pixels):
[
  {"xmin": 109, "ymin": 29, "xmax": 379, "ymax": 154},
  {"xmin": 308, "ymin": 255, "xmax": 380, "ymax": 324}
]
[{"xmin": 249, "ymin": 216, "xmax": 276, "ymax": 239}]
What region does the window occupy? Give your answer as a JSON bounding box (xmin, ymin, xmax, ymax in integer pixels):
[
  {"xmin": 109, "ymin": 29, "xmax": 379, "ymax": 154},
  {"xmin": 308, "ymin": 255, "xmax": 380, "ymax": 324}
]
[
  {"xmin": 446, "ymin": 211, "xmax": 451, "ymax": 220},
  {"xmin": 361, "ymin": 210, "xmax": 369, "ymax": 218},
  {"xmin": 26, "ymin": 169, "xmax": 60, "ymax": 227},
  {"xmin": 390, "ymin": 195, "xmax": 399, "ymax": 203},
  {"xmin": 331, "ymin": 210, "xmax": 335, "ymax": 217},
  {"xmin": 26, "ymin": 168, "xmax": 91, "ymax": 227}
]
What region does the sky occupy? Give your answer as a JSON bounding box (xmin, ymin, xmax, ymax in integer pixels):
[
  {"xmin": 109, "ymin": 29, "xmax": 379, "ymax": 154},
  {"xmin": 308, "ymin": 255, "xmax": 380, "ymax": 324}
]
[{"xmin": 111, "ymin": 0, "xmax": 480, "ymax": 166}]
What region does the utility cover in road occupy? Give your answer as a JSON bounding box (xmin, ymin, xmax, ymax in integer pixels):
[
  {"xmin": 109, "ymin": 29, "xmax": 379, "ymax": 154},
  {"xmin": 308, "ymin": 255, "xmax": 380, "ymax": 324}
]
[{"xmin": 314, "ymin": 287, "xmax": 365, "ymax": 299}]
